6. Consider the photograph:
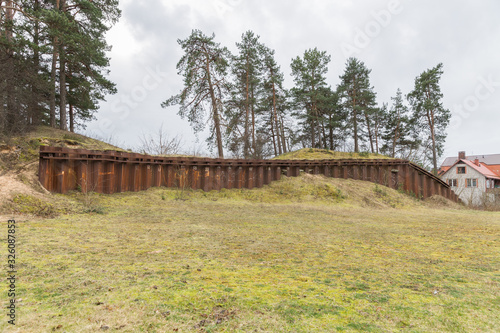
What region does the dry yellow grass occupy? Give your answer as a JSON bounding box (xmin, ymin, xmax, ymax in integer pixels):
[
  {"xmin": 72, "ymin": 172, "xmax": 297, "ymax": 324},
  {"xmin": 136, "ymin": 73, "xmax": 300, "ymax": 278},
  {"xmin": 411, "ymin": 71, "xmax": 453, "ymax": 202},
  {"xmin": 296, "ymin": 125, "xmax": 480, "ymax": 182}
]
[{"xmin": 2, "ymin": 176, "xmax": 499, "ymax": 332}]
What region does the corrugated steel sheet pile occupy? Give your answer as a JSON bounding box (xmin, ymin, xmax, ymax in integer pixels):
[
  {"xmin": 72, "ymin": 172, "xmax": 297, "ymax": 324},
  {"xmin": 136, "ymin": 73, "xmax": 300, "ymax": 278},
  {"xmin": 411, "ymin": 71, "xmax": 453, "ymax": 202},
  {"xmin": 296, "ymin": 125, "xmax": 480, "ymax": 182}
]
[{"xmin": 38, "ymin": 146, "xmax": 459, "ymax": 202}]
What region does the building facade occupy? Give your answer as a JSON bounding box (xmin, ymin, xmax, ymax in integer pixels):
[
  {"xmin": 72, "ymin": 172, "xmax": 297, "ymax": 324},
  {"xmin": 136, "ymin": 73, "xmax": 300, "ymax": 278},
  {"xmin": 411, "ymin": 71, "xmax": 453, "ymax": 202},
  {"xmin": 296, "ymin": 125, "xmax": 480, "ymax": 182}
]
[{"xmin": 440, "ymin": 154, "xmax": 500, "ymax": 206}]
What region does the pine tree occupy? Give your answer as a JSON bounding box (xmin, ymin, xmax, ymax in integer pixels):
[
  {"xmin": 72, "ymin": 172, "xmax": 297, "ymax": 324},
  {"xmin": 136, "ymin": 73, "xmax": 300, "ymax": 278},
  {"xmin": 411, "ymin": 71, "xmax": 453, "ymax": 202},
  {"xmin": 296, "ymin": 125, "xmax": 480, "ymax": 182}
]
[
  {"xmin": 258, "ymin": 46, "xmax": 289, "ymax": 156},
  {"xmin": 49, "ymin": 0, "xmax": 120, "ymax": 131},
  {"xmin": 315, "ymin": 86, "xmax": 344, "ymax": 150},
  {"xmin": 163, "ymin": 30, "xmax": 231, "ymax": 158},
  {"xmin": 226, "ymin": 30, "xmax": 264, "ymax": 158},
  {"xmin": 337, "ymin": 57, "xmax": 377, "ymax": 153},
  {"xmin": 0, "ymin": 0, "xmax": 120, "ymax": 134},
  {"xmin": 407, "ymin": 63, "xmax": 450, "ymax": 174},
  {"xmin": 381, "ymin": 89, "xmax": 418, "ymax": 158},
  {"xmin": 290, "ymin": 48, "xmax": 331, "ymax": 148}
]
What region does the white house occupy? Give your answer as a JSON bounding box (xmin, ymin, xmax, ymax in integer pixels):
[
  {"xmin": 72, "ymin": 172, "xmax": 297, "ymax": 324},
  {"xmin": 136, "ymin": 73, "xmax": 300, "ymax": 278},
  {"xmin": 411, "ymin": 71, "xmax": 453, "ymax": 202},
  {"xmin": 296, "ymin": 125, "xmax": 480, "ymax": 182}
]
[{"xmin": 440, "ymin": 156, "xmax": 500, "ymax": 206}]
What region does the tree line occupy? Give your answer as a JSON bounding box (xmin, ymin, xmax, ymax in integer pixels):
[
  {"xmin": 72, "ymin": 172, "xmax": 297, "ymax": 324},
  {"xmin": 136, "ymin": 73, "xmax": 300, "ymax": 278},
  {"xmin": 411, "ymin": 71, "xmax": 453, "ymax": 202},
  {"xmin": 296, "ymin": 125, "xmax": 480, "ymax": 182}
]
[
  {"xmin": 165, "ymin": 30, "xmax": 451, "ymax": 174},
  {"xmin": 0, "ymin": 0, "xmax": 120, "ymax": 135}
]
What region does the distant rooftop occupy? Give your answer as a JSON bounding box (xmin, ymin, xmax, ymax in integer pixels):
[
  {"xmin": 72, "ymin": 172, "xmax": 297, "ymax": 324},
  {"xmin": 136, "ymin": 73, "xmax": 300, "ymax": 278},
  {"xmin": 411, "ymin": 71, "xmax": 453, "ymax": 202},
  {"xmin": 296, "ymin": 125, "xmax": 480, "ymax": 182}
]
[{"xmin": 441, "ymin": 153, "xmax": 500, "ymax": 167}]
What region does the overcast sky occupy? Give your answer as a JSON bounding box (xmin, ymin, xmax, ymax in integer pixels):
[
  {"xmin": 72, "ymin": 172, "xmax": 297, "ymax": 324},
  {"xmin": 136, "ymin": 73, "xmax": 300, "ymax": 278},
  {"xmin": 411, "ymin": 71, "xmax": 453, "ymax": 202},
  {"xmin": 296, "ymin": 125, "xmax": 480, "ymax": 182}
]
[{"xmin": 84, "ymin": 0, "xmax": 500, "ymax": 162}]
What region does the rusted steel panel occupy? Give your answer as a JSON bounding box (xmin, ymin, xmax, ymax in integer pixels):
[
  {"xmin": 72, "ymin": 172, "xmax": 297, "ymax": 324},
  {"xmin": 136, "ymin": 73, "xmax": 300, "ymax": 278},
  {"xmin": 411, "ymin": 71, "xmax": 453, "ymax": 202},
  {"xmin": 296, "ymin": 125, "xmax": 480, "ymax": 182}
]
[
  {"xmin": 139, "ymin": 164, "xmax": 147, "ymax": 191},
  {"xmin": 332, "ymin": 165, "xmax": 340, "ymax": 178},
  {"xmin": 153, "ymin": 165, "xmax": 161, "ymax": 188},
  {"xmin": 104, "ymin": 152, "xmax": 116, "ymax": 194},
  {"xmin": 421, "ymin": 173, "xmax": 427, "ymax": 198},
  {"xmin": 66, "ymin": 156, "xmax": 76, "ymax": 192},
  {"xmin": 367, "ymin": 165, "xmax": 375, "ymax": 183},
  {"xmin": 56, "ymin": 159, "xmax": 68, "ymax": 193},
  {"xmin": 214, "ymin": 166, "xmax": 222, "ymax": 190},
  {"xmin": 263, "ymin": 167, "xmax": 271, "ymax": 184},
  {"xmin": 91, "ymin": 160, "xmax": 101, "ymax": 193},
  {"xmin": 220, "ymin": 166, "xmax": 228, "ymax": 189},
  {"xmin": 273, "ymin": 167, "xmax": 281, "ymax": 181},
  {"xmin": 426, "ymin": 175, "xmax": 433, "ymax": 198},
  {"xmin": 176, "ymin": 166, "xmax": 187, "ymax": 189},
  {"xmin": 202, "ymin": 167, "xmax": 212, "ymax": 191},
  {"xmin": 389, "ymin": 168, "xmax": 397, "ymax": 189},
  {"xmin": 352, "ymin": 165, "xmax": 359, "ymax": 180},
  {"xmin": 39, "ymin": 153, "xmax": 51, "ymax": 191},
  {"xmin": 343, "ymin": 165, "xmax": 349, "ymax": 179},
  {"xmin": 256, "ymin": 166, "xmax": 264, "ymax": 188},
  {"xmin": 247, "ymin": 167, "xmax": 254, "ymax": 189},
  {"xmin": 121, "ymin": 163, "xmax": 130, "ymax": 192},
  {"xmin": 377, "ymin": 166, "xmax": 385, "ymax": 185},
  {"xmin": 361, "ymin": 165, "xmax": 367, "ymax": 181},
  {"xmin": 403, "ymin": 164, "xmax": 411, "ymax": 192},
  {"xmin": 80, "ymin": 161, "xmax": 90, "ymax": 193},
  {"xmin": 113, "ymin": 162, "xmax": 123, "ymax": 193},
  {"xmin": 165, "ymin": 165, "xmax": 174, "ymax": 187},
  {"xmin": 133, "ymin": 164, "xmax": 141, "ymax": 192},
  {"xmin": 373, "ymin": 165, "xmax": 380, "ymax": 184},
  {"xmin": 385, "ymin": 166, "xmax": 392, "ymax": 188},
  {"xmin": 235, "ymin": 167, "xmax": 243, "ymax": 189},
  {"xmin": 103, "ymin": 162, "xmax": 114, "ymax": 194},
  {"xmin": 438, "ymin": 182, "xmax": 443, "ymax": 198},
  {"xmin": 431, "ymin": 180, "xmax": 437, "ymax": 197},
  {"xmin": 143, "ymin": 164, "xmax": 151, "ymax": 191},
  {"xmin": 227, "ymin": 166, "xmax": 236, "ymax": 188},
  {"xmin": 412, "ymin": 168, "xmax": 420, "ymax": 198},
  {"xmin": 189, "ymin": 166, "xmax": 200, "ymax": 190},
  {"xmin": 323, "ymin": 165, "xmax": 330, "ymax": 177}
]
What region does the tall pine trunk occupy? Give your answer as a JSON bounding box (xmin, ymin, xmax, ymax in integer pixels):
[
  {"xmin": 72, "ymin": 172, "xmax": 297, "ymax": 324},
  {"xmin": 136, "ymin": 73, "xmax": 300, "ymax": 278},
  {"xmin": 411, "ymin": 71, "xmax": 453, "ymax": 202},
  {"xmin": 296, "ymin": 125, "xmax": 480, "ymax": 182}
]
[
  {"xmin": 279, "ymin": 114, "xmax": 287, "ymax": 153},
  {"xmin": 328, "ymin": 113, "xmax": 334, "ymax": 150},
  {"xmin": 364, "ymin": 111, "xmax": 375, "ymax": 153},
  {"xmin": 251, "ymin": 85, "xmax": 256, "ymax": 156},
  {"xmin": 243, "ymin": 68, "xmax": 249, "ymax": 158},
  {"xmin": 49, "ymin": 36, "xmax": 58, "ymax": 128},
  {"xmin": 50, "ymin": 0, "xmax": 60, "ymax": 128},
  {"xmin": 206, "ymin": 58, "xmax": 223, "ymax": 158},
  {"xmin": 69, "ymin": 104, "xmax": 74, "ymax": 132},
  {"xmin": 58, "ymin": 0, "xmax": 67, "ymax": 130},
  {"xmin": 270, "ymin": 112, "xmax": 277, "ymax": 156},
  {"xmin": 30, "ymin": 0, "xmax": 41, "ymax": 126},
  {"xmin": 59, "ymin": 44, "xmax": 67, "ymax": 130},
  {"xmin": 429, "ymin": 111, "xmax": 438, "ymax": 175},
  {"xmin": 5, "ymin": 1, "xmax": 16, "ymax": 132},
  {"xmin": 352, "ymin": 99, "xmax": 359, "ymax": 153},
  {"xmin": 271, "ymin": 78, "xmax": 282, "ymax": 156}
]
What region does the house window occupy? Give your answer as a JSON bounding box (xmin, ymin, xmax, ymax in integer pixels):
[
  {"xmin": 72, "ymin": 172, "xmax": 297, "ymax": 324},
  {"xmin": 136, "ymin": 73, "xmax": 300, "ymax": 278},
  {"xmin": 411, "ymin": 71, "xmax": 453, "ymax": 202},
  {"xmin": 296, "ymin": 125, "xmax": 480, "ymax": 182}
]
[
  {"xmin": 487, "ymin": 179, "xmax": 491, "ymax": 189},
  {"xmin": 448, "ymin": 179, "xmax": 457, "ymax": 187},
  {"xmin": 466, "ymin": 179, "xmax": 477, "ymax": 187},
  {"xmin": 457, "ymin": 166, "xmax": 466, "ymax": 174}
]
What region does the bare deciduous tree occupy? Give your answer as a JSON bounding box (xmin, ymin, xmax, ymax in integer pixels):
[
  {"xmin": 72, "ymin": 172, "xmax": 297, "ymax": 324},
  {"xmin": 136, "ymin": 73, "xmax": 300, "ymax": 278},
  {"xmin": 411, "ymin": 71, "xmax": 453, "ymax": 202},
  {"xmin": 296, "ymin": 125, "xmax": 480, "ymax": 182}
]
[{"xmin": 138, "ymin": 124, "xmax": 183, "ymax": 156}]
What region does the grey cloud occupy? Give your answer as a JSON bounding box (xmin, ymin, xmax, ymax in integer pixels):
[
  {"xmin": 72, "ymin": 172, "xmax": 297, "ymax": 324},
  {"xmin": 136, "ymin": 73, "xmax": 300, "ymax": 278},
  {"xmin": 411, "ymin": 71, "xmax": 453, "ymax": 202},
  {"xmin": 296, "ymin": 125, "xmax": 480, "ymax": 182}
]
[{"xmin": 85, "ymin": 0, "xmax": 500, "ymax": 157}]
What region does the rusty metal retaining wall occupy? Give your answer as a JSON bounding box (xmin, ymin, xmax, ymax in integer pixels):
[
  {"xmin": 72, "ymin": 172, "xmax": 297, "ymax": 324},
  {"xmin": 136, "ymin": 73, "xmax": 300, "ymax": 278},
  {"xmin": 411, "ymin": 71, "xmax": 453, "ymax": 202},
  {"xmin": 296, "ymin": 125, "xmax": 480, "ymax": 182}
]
[{"xmin": 38, "ymin": 146, "xmax": 460, "ymax": 202}]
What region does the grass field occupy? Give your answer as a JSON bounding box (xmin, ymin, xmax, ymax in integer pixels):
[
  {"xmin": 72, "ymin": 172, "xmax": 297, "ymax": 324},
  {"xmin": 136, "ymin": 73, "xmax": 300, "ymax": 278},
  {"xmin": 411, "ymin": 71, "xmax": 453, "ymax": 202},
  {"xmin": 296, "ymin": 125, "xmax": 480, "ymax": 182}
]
[{"xmin": 2, "ymin": 176, "xmax": 500, "ymax": 332}]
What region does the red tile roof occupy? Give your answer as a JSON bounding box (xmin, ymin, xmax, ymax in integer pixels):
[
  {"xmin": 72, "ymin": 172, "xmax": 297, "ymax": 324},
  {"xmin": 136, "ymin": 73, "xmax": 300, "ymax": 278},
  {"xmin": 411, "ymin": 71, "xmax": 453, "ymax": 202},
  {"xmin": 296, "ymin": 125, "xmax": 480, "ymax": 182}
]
[{"xmin": 454, "ymin": 159, "xmax": 500, "ymax": 180}]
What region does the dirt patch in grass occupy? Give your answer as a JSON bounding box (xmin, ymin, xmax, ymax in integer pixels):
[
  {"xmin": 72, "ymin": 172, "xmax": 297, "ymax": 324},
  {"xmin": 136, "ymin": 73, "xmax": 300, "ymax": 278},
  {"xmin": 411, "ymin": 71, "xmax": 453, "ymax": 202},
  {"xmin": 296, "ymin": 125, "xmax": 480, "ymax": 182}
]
[{"xmin": 425, "ymin": 195, "xmax": 464, "ymax": 209}]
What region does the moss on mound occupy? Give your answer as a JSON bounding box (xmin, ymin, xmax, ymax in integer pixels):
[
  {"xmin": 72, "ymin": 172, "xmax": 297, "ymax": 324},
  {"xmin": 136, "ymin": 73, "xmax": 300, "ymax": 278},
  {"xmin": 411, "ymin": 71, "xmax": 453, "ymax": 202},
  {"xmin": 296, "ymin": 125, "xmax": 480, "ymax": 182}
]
[{"xmin": 273, "ymin": 148, "xmax": 393, "ymax": 160}]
